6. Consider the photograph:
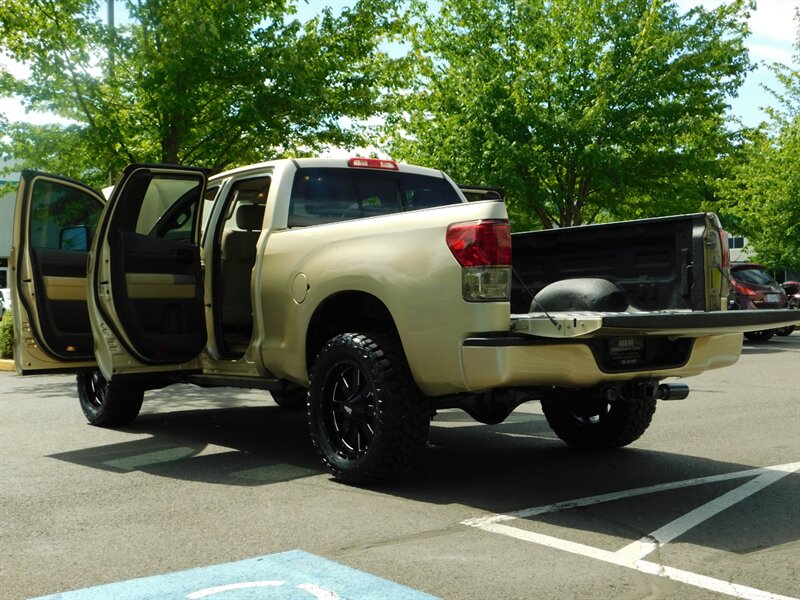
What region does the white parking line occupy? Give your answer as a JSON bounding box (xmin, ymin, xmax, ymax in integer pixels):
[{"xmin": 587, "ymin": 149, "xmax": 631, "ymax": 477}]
[
  {"xmin": 463, "ymin": 462, "xmax": 800, "ymax": 600},
  {"xmin": 615, "ymin": 464, "xmax": 798, "ymax": 562}
]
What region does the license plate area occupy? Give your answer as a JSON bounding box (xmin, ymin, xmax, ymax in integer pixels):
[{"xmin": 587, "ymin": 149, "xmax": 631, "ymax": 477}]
[
  {"xmin": 608, "ymin": 337, "xmax": 645, "ymax": 368},
  {"xmin": 766, "ymin": 293, "xmax": 780, "ymax": 303},
  {"xmin": 592, "ymin": 336, "xmax": 694, "ymax": 373}
]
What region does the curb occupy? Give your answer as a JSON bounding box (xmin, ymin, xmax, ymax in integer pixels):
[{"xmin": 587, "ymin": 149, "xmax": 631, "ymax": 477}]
[{"xmin": 0, "ymin": 359, "xmax": 15, "ymax": 372}]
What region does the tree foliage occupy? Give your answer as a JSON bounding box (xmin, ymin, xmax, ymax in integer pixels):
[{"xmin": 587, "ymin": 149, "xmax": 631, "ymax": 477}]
[
  {"xmin": 715, "ymin": 13, "xmax": 800, "ymax": 274},
  {"xmin": 388, "ymin": 0, "xmax": 753, "ymax": 229},
  {"xmin": 0, "ymin": 310, "xmax": 13, "ymax": 359},
  {"xmin": 0, "ymin": 0, "xmax": 401, "ymax": 187}
]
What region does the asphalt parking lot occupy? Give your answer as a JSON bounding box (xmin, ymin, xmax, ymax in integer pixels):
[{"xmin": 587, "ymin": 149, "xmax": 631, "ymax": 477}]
[{"xmin": 1, "ymin": 332, "xmax": 798, "ymax": 599}]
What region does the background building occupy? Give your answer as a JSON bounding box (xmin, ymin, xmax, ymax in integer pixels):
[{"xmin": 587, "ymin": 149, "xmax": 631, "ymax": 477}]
[{"xmin": 727, "ymin": 234, "xmax": 752, "ymax": 263}]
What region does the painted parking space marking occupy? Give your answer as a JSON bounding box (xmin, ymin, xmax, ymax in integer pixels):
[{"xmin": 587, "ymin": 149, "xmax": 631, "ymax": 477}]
[
  {"xmin": 32, "ymin": 550, "xmax": 439, "ymax": 600},
  {"xmin": 463, "ymin": 462, "xmax": 800, "ymax": 600}
]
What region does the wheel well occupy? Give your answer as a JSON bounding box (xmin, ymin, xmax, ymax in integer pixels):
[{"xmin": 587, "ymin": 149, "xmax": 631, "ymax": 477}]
[{"xmin": 305, "ymin": 292, "xmax": 399, "ymax": 371}]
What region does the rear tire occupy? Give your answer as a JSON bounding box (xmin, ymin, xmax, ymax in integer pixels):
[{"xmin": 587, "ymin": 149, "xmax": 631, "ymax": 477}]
[
  {"xmin": 541, "ymin": 393, "xmax": 656, "ymax": 450},
  {"xmin": 77, "ymin": 371, "xmax": 144, "ymax": 427},
  {"xmin": 744, "ymin": 330, "xmax": 774, "ymax": 342},
  {"xmin": 308, "ymin": 332, "xmax": 429, "ymax": 484}
]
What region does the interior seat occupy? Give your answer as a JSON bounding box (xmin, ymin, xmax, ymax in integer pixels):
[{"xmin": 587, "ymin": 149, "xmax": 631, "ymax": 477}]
[{"xmin": 220, "ymin": 204, "xmax": 265, "ymax": 348}]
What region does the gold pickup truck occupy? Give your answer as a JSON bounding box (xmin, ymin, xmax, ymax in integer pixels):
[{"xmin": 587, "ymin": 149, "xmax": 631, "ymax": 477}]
[{"xmin": 10, "ymin": 158, "xmax": 798, "ymax": 483}]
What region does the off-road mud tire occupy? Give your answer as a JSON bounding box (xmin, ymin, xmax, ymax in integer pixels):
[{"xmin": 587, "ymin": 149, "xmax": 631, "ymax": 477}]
[
  {"xmin": 744, "ymin": 330, "xmax": 774, "ymax": 343},
  {"xmin": 541, "ymin": 394, "xmax": 657, "ymax": 450},
  {"xmin": 77, "ymin": 371, "xmax": 144, "ymax": 427},
  {"xmin": 308, "ymin": 332, "xmax": 429, "ymax": 484}
]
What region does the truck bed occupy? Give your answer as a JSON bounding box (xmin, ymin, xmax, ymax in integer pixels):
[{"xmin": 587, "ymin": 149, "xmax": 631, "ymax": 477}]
[{"xmin": 510, "ymin": 214, "xmax": 710, "ymax": 314}]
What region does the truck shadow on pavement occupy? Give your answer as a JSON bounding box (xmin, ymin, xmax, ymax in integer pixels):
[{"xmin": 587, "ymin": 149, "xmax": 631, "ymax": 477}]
[
  {"xmin": 49, "ymin": 390, "xmax": 325, "ymax": 486},
  {"xmin": 741, "ymin": 331, "xmax": 800, "ymax": 354},
  {"xmin": 48, "ymin": 386, "xmax": 799, "ymax": 558}
]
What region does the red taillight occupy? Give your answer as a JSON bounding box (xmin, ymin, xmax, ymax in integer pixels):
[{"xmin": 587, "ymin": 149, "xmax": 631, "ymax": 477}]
[
  {"xmin": 734, "ymin": 281, "xmax": 759, "ymax": 297},
  {"xmin": 347, "ymin": 157, "xmax": 399, "ymax": 170},
  {"xmin": 719, "ymin": 229, "xmax": 730, "ymax": 269},
  {"xmin": 446, "ymin": 220, "xmax": 512, "ymax": 266}
]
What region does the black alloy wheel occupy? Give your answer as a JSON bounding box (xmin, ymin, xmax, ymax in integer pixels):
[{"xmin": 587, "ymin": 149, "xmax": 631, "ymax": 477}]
[
  {"xmin": 77, "ymin": 371, "xmax": 144, "ymax": 427},
  {"xmin": 321, "ymin": 360, "xmax": 376, "ymax": 460},
  {"xmin": 308, "ymin": 333, "xmax": 429, "ymax": 483}
]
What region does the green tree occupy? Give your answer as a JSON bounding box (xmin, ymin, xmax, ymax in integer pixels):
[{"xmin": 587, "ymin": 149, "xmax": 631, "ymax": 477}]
[
  {"xmin": 388, "ymin": 0, "xmax": 752, "ymax": 229},
  {"xmin": 716, "ymin": 14, "xmax": 800, "ymax": 274},
  {"xmin": 0, "ymin": 310, "xmax": 13, "ymax": 359},
  {"xmin": 0, "ymin": 0, "xmax": 401, "ymax": 187}
]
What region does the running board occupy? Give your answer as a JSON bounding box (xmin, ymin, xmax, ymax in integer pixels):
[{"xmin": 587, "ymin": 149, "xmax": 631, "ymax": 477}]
[{"xmin": 185, "ymin": 374, "xmax": 286, "ymax": 391}]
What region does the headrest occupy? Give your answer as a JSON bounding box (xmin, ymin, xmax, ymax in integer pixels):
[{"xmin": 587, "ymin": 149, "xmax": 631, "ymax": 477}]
[{"xmin": 236, "ymin": 204, "xmax": 265, "ymax": 230}]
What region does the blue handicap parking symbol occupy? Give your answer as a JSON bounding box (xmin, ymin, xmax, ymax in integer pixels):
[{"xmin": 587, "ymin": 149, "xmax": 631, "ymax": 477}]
[{"xmin": 32, "ymin": 550, "xmax": 439, "ymax": 600}]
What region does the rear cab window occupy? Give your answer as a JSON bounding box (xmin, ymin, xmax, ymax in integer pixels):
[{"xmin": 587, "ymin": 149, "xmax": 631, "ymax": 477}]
[{"xmin": 287, "ymin": 168, "xmax": 462, "ymax": 228}]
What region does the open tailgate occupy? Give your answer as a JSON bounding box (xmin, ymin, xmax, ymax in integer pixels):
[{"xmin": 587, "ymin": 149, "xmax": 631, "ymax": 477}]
[{"xmin": 511, "ymin": 309, "xmax": 800, "ymax": 338}]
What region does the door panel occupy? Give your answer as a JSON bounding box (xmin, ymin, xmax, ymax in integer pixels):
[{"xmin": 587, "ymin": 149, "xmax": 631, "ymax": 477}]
[
  {"xmin": 12, "ymin": 172, "xmax": 104, "ymax": 373},
  {"xmin": 30, "ymin": 248, "xmax": 94, "ymax": 356},
  {"xmin": 90, "ymin": 164, "xmax": 208, "ymax": 373},
  {"xmin": 110, "ymin": 229, "xmax": 205, "ymax": 361}
]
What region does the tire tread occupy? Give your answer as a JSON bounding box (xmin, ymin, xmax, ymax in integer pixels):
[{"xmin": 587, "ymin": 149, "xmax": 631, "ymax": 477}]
[
  {"xmin": 541, "ymin": 394, "xmax": 656, "ymax": 450},
  {"xmin": 308, "ymin": 332, "xmax": 429, "ymax": 483}
]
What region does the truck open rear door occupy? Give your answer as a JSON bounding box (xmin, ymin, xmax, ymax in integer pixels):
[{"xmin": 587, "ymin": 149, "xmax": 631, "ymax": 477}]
[
  {"xmin": 88, "ymin": 164, "xmax": 208, "ymax": 380},
  {"xmin": 12, "ymin": 171, "xmax": 104, "ymax": 374}
]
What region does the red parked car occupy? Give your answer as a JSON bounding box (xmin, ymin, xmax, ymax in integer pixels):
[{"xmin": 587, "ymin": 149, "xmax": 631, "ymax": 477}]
[{"xmin": 729, "ymin": 263, "xmax": 790, "ymax": 342}]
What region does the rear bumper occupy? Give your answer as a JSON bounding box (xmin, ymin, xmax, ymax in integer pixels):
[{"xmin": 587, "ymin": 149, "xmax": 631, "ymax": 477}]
[{"xmin": 461, "ymin": 333, "xmax": 743, "ymax": 390}]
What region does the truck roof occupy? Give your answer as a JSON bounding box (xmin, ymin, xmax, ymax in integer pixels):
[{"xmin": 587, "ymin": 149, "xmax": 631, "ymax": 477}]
[{"xmin": 210, "ymin": 157, "xmax": 446, "ymax": 182}]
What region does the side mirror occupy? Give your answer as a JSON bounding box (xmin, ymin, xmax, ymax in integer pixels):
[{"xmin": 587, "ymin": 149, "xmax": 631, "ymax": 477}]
[{"xmin": 59, "ymin": 225, "xmax": 90, "ymax": 251}]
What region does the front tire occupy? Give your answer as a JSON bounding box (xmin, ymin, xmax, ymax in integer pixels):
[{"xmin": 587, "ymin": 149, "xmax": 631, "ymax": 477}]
[
  {"xmin": 77, "ymin": 371, "xmax": 144, "ymax": 427},
  {"xmin": 541, "ymin": 393, "xmax": 656, "ymax": 450},
  {"xmin": 308, "ymin": 333, "xmax": 429, "ymax": 483}
]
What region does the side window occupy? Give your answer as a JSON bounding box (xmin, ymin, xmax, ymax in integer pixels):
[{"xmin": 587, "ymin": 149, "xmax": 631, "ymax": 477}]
[
  {"xmin": 29, "ymin": 179, "xmax": 103, "ymax": 251},
  {"xmin": 219, "ymin": 177, "xmax": 270, "ymax": 240},
  {"xmin": 111, "ymin": 170, "xmax": 204, "ymax": 242},
  {"xmin": 288, "ymin": 168, "xmax": 462, "ymax": 227},
  {"xmin": 140, "ymin": 179, "xmax": 203, "ymax": 241},
  {"xmin": 399, "ymin": 174, "xmax": 462, "ymax": 210},
  {"xmin": 288, "ymin": 170, "xmax": 357, "ymax": 227}
]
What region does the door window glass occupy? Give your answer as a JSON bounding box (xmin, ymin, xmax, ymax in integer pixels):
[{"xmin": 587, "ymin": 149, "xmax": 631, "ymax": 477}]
[
  {"xmin": 29, "ymin": 179, "xmax": 103, "ymax": 251},
  {"xmin": 131, "ymin": 177, "xmax": 203, "ymax": 241}
]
